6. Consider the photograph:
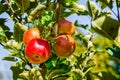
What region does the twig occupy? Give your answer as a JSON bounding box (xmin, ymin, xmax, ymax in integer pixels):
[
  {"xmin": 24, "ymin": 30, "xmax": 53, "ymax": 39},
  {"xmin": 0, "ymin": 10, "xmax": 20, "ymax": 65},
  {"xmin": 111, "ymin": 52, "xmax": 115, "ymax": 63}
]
[
  {"xmin": 0, "ymin": 43, "xmax": 4, "ymax": 47},
  {"xmin": 5, "ymin": 0, "xmax": 19, "ymax": 22},
  {"xmin": 52, "ymin": 0, "xmax": 61, "ymax": 37},
  {"xmin": 116, "ymin": 0, "xmax": 120, "ymax": 20},
  {"xmin": 46, "ymin": 0, "xmax": 50, "ymax": 10},
  {"xmin": 5, "ymin": 0, "xmax": 14, "ymax": 13}
]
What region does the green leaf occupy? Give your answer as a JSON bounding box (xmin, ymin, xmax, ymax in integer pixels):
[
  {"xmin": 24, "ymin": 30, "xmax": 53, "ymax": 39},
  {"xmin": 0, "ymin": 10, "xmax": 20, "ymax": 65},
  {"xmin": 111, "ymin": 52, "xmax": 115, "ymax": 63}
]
[
  {"xmin": 97, "ymin": 0, "xmax": 114, "ymax": 9},
  {"xmin": 40, "ymin": 11, "xmax": 54, "ymax": 26},
  {"xmin": 20, "ymin": 68, "xmax": 43, "ymax": 80},
  {"xmin": 10, "ymin": 61, "xmax": 26, "ymax": 80},
  {"xmin": 87, "ymin": 0, "xmax": 101, "ymax": 20},
  {"xmin": 68, "ymin": 71, "xmax": 82, "ymax": 80},
  {"xmin": 14, "ymin": 0, "xmax": 30, "ymax": 13},
  {"xmin": 0, "ymin": 18, "xmax": 12, "ymax": 42},
  {"xmin": 116, "ymin": 0, "xmax": 120, "ymax": 7},
  {"xmin": 27, "ymin": 4, "xmax": 46, "ymax": 22},
  {"xmin": 106, "ymin": 46, "xmax": 120, "ymax": 58},
  {"xmin": 0, "ymin": 27, "xmax": 8, "ymax": 42},
  {"xmin": 62, "ymin": 2, "xmax": 87, "ymax": 15},
  {"xmin": 70, "ymin": 2, "xmax": 86, "ymax": 12},
  {"xmin": 2, "ymin": 56, "xmax": 18, "ymax": 62},
  {"xmin": 92, "ymin": 15, "xmax": 120, "ymax": 40},
  {"xmin": 0, "ymin": 3, "xmax": 8, "ymax": 14},
  {"xmin": 47, "ymin": 70, "xmax": 67, "ymax": 80},
  {"xmin": 13, "ymin": 23, "xmax": 26, "ymax": 42}
]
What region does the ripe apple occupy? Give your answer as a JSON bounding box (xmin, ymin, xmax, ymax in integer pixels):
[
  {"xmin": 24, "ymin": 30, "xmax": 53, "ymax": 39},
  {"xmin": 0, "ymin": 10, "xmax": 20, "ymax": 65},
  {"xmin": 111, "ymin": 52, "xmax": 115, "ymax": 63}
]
[
  {"xmin": 25, "ymin": 38, "xmax": 51, "ymax": 64},
  {"xmin": 23, "ymin": 28, "xmax": 40, "ymax": 44},
  {"xmin": 58, "ymin": 20, "xmax": 75, "ymax": 35},
  {"xmin": 53, "ymin": 35, "xmax": 76, "ymax": 57}
]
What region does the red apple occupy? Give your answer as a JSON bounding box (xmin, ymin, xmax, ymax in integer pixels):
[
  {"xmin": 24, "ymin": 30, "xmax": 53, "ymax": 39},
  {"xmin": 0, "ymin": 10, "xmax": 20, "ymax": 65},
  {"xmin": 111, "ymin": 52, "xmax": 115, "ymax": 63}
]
[
  {"xmin": 23, "ymin": 28, "xmax": 40, "ymax": 44},
  {"xmin": 58, "ymin": 20, "xmax": 75, "ymax": 35},
  {"xmin": 25, "ymin": 38, "xmax": 51, "ymax": 64},
  {"xmin": 53, "ymin": 35, "xmax": 76, "ymax": 57}
]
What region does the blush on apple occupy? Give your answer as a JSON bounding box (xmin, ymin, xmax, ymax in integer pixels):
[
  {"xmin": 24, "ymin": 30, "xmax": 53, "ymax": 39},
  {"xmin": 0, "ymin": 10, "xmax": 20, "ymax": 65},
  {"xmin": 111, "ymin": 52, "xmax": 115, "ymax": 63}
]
[
  {"xmin": 23, "ymin": 28, "xmax": 40, "ymax": 44},
  {"xmin": 25, "ymin": 38, "xmax": 51, "ymax": 64},
  {"xmin": 53, "ymin": 35, "xmax": 76, "ymax": 57},
  {"xmin": 58, "ymin": 20, "xmax": 75, "ymax": 35}
]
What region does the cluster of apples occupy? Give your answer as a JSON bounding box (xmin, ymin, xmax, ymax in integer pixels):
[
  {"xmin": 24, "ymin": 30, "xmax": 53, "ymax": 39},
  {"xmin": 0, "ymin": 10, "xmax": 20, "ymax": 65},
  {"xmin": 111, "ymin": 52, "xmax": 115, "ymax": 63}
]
[{"xmin": 23, "ymin": 20, "xmax": 76, "ymax": 64}]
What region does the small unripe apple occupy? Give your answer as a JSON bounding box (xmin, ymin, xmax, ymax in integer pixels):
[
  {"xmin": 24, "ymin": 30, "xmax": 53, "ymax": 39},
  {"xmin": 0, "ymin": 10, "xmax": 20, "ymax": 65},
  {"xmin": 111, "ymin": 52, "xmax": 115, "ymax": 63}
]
[
  {"xmin": 25, "ymin": 38, "xmax": 51, "ymax": 64},
  {"xmin": 53, "ymin": 35, "xmax": 76, "ymax": 57},
  {"xmin": 58, "ymin": 20, "xmax": 75, "ymax": 35},
  {"xmin": 23, "ymin": 28, "xmax": 40, "ymax": 44}
]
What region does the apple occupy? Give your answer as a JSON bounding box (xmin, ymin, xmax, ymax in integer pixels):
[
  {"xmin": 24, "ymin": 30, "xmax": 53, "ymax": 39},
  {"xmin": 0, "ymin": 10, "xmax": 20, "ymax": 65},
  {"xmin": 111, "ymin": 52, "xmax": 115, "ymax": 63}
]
[
  {"xmin": 53, "ymin": 35, "xmax": 76, "ymax": 57},
  {"xmin": 58, "ymin": 20, "xmax": 75, "ymax": 35},
  {"xmin": 25, "ymin": 38, "xmax": 51, "ymax": 64},
  {"xmin": 23, "ymin": 28, "xmax": 40, "ymax": 44}
]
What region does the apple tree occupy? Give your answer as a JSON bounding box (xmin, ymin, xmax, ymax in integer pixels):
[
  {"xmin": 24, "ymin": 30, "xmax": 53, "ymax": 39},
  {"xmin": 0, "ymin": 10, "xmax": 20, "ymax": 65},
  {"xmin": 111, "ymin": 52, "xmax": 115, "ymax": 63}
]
[{"xmin": 0, "ymin": 0, "xmax": 120, "ymax": 80}]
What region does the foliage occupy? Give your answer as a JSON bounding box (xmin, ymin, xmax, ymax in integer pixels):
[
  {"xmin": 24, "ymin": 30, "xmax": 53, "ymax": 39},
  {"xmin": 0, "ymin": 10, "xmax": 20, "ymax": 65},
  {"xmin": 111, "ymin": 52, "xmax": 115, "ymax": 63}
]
[{"xmin": 0, "ymin": 0, "xmax": 120, "ymax": 80}]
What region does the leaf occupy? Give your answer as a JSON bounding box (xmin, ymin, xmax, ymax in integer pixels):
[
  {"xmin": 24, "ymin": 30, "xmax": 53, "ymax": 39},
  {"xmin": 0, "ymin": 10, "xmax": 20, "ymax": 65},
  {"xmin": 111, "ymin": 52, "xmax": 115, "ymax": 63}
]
[
  {"xmin": 70, "ymin": 2, "xmax": 86, "ymax": 13},
  {"xmin": 47, "ymin": 70, "xmax": 67, "ymax": 80},
  {"xmin": 10, "ymin": 61, "xmax": 26, "ymax": 80},
  {"xmin": 2, "ymin": 56, "xmax": 18, "ymax": 62},
  {"xmin": 14, "ymin": 0, "xmax": 30, "ymax": 13},
  {"xmin": 68, "ymin": 71, "xmax": 82, "ymax": 80},
  {"xmin": 106, "ymin": 46, "xmax": 120, "ymax": 58},
  {"xmin": 75, "ymin": 20, "xmax": 89, "ymax": 29},
  {"xmin": 27, "ymin": 4, "xmax": 46, "ymax": 22},
  {"xmin": 13, "ymin": 23, "xmax": 26, "ymax": 42},
  {"xmin": 97, "ymin": 0, "xmax": 114, "ymax": 9},
  {"xmin": 0, "ymin": 3, "xmax": 8, "ymax": 14},
  {"xmin": 62, "ymin": 2, "xmax": 87, "ymax": 15},
  {"xmin": 87, "ymin": 0, "xmax": 101, "ymax": 20},
  {"xmin": 0, "ymin": 18, "xmax": 12, "ymax": 42},
  {"xmin": 40, "ymin": 11, "xmax": 54, "ymax": 26},
  {"xmin": 116, "ymin": 0, "xmax": 120, "ymax": 7},
  {"xmin": 21, "ymin": 68, "xmax": 53, "ymax": 80},
  {"xmin": 92, "ymin": 15, "xmax": 120, "ymax": 40},
  {"xmin": 0, "ymin": 27, "xmax": 8, "ymax": 42}
]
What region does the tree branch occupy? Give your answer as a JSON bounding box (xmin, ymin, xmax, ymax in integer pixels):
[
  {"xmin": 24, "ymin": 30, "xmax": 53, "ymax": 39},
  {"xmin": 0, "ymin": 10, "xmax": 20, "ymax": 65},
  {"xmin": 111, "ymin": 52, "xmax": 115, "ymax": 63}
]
[
  {"xmin": 0, "ymin": 43, "xmax": 4, "ymax": 47},
  {"xmin": 52, "ymin": 0, "xmax": 61, "ymax": 37},
  {"xmin": 116, "ymin": 0, "xmax": 120, "ymax": 20},
  {"xmin": 5, "ymin": 0, "xmax": 19, "ymax": 22}
]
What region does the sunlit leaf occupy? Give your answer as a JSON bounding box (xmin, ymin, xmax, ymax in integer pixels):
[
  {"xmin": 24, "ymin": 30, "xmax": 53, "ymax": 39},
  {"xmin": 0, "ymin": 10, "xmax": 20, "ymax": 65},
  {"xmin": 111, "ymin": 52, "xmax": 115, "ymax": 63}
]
[
  {"xmin": 97, "ymin": 0, "xmax": 114, "ymax": 9},
  {"xmin": 92, "ymin": 15, "xmax": 120, "ymax": 40},
  {"xmin": 10, "ymin": 61, "xmax": 26, "ymax": 80},
  {"xmin": 40, "ymin": 11, "xmax": 54, "ymax": 26},
  {"xmin": 68, "ymin": 71, "xmax": 82, "ymax": 80},
  {"xmin": 13, "ymin": 23, "xmax": 26, "ymax": 42},
  {"xmin": 47, "ymin": 70, "xmax": 67, "ymax": 80},
  {"xmin": 27, "ymin": 4, "xmax": 46, "ymax": 22},
  {"xmin": 87, "ymin": 0, "xmax": 100, "ymax": 20}
]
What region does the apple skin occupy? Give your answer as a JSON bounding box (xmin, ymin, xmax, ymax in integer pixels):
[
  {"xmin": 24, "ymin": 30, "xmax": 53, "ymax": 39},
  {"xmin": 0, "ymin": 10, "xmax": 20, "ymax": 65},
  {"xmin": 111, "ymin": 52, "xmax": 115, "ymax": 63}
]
[
  {"xmin": 23, "ymin": 28, "xmax": 40, "ymax": 44},
  {"xmin": 58, "ymin": 20, "xmax": 75, "ymax": 35},
  {"xmin": 25, "ymin": 38, "xmax": 51, "ymax": 64},
  {"xmin": 53, "ymin": 35, "xmax": 76, "ymax": 57}
]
